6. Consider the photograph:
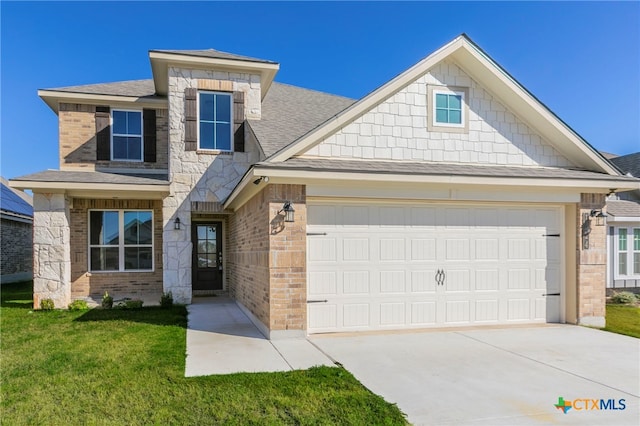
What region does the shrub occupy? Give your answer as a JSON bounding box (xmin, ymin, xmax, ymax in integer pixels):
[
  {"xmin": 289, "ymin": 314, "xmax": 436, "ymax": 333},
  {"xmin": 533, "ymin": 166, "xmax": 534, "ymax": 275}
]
[
  {"xmin": 40, "ymin": 298, "xmax": 55, "ymax": 311},
  {"xmin": 68, "ymin": 300, "xmax": 89, "ymax": 311},
  {"xmin": 102, "ymin": 291, "xmax": 113, "ymax": 309},
  {"xmin": 610, "ymin": 291, "xmax": 638, "ymax": 305},
  {"xmin": 160, "ymin": 291, "xmax": 173, "ymax": 308},
  {"xmin": 124, "ymin": 299, "xmax": 144, "ymax": 309}
]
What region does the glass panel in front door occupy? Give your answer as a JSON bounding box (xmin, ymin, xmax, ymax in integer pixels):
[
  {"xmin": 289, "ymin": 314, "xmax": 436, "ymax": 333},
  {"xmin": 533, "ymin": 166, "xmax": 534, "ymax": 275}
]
[{"xmin": 197, "ymin": 225, "xmax": 217, "ymax": 269}]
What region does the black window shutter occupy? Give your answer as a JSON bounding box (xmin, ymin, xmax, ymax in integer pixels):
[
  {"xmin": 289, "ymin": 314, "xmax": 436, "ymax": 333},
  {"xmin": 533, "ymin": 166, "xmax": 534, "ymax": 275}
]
[
  {"xmin": 143, "ymin": 109, "xmax": 156, "ymax": 162},
  {"xmin": 233, "ymin": 91, "xmax": 245, "ymax": 152},
  {"xmin": 95, "ymin": 106, "xmax": 111, "ymax": 161},
  {"xmin": 184, "ymin": 88, "xmax": 197, "ymax": 151}
]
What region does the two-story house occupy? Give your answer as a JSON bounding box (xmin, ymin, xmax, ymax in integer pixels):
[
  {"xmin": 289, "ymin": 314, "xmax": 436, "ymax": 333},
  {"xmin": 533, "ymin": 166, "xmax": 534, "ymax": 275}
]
[{"xmin": 12, "ymin": 35, "xmax": 639, "ymax": 338}]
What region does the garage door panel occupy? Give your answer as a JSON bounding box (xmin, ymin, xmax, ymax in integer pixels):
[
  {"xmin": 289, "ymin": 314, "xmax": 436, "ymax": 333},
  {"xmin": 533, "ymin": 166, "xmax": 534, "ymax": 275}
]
[
  {"xmin": 411, "ymin": 270, "xmax": 437, "ymax": 293},
  {"xmin": 307, "ymin": 203, "xmax": 563, "ymax": 333},
  {"xmin": 343, "ymin": 271, "xmax": 370, "ymax": 294}
]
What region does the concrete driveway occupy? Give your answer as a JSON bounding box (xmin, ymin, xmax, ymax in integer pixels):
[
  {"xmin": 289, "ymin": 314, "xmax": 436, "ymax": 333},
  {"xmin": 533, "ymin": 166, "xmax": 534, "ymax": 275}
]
[{"xmin": 310, "ymin": 325, "xmax": 639, "ymax": 425}]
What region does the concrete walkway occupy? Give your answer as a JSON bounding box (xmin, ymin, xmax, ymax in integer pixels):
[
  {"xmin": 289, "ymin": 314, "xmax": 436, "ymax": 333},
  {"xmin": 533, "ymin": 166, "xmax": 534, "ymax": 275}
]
[{"xmin": 185, "ymin": 298, "xmax": 333, "ymax": 376}]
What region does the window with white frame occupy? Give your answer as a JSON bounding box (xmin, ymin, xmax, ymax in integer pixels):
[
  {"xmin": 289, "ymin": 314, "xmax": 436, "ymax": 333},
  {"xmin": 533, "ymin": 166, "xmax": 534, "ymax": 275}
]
[
  {"xmin": 89, "ymin": 210, "xmax": 153, "ymax": 272},
  {"xmin": 615, "ymin": 226, "xmax": 640, "ymax": 277},
  {"xmin": 427, "ymin": 86, "xmax": 468, "ymax": 133},
  {"xmin": 198, "ymin": 91, "xmax": 232, "ymax": 151},
  {"xmin": 112, "ymin": 110, "xmax": 143, "ymax": 161}
]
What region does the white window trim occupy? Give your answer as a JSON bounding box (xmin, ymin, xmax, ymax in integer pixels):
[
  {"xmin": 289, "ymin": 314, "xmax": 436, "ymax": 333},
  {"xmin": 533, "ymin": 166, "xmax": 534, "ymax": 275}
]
[
  {"xmin": 88, "ymin": 209, "xmax": 154, "ymax": 273},
  {"xmin": 613, "ymin": 225, "xmax": 640, "ymax": 280},
  {"xmin": 197, "ymin": 91, "xmax": 234, "ymax": 152},
  {"xmin": 432, "ymin": 88, "xmax": 465, "ymax": 129},
  {"xmin": 111, "ymin": 109, "xmax": 144, "ymax": 162}
]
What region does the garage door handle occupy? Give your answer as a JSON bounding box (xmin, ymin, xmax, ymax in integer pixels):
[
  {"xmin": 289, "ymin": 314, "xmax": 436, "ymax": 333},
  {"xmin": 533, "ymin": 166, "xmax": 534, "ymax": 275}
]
[
  {"xmin": 543, "ymin": 293, "xmax": 560, "ymax": 296},
  {"xmin": 435, "ymin": 269, "xmax": 445, "ymax": 286},
  {"xmin": 307, "ymin": 299, "xmax": 328, "ymax": 303}
]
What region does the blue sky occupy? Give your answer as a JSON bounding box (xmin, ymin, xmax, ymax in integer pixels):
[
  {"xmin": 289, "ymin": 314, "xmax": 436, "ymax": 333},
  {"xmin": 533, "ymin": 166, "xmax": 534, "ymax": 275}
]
[{"xmin": 1, "ymin": 1, "xmax": 638, "ymax": 180}]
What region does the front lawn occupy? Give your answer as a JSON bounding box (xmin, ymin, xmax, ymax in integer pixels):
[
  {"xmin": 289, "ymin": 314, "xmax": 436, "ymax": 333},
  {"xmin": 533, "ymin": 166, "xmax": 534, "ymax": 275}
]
[
  {"xmin": 1, "ymin": 282, "xmax": 406, "ymax": 424},
  {"xmin": 603, "ymin": 304, "xmax": 640, "ymax": 338}
]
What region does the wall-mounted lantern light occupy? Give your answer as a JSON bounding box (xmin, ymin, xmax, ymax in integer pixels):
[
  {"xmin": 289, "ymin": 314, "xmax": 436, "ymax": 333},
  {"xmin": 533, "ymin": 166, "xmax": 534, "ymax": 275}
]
[
  {"xmin": 280, "ymin": 201, "xmax": 295, "ymax": 223},
  {"xmin": 590, "ymin": 209, "xmax": 607, "ymax": 226},
  {"xmin": 174, "ymin": 217, "xmax": 181, "ymax": 230}
]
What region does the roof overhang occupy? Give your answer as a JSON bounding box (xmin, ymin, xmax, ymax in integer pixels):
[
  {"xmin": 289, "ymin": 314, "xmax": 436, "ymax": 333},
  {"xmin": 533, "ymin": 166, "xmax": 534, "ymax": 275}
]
[
  {"xmin": 224, "ymin": 165, "xmax": 640, "ymax": 211},
  {"xmin": 9, "ymin": 180, "xmax": 169, "ymax": 200},
  {"xmin": 38, "ymin": 90, "xmax": 167, "ymax": 114},
  {"xmin": 149, "ymin": 51, "xmax": 279, "ymax": 98},
  {"xmin": 267, "ymin": 35, "xmax": 619, "ymax": 176}
]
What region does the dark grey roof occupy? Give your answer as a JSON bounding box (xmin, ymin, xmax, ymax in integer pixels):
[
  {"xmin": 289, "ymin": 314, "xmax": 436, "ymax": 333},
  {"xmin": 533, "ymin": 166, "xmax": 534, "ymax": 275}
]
[
  {"xmin": 610, "ymin": 152, "xmax": 640, "ymax": 178},
  {"xmin": 250, "ymin": 83, "xmax": 356, "ymax": 157},
  {"xmin": 1, "ymin": 179, "xmax": 33, "ymax": 218},
  {"xmin": 607, "ymin": 200, "xmax": 640, "ymax": 217},
  {"xmin": 256, "ymin": 158, "xmax": 640, "ymax": 182},
  {"xmin": 11, "ymin": 170, "xmax": 169, "ymax": 186},
  {"xmin": 42, "ymin": 79, "xmax": 159, "ymax": 98},
  {"xmin": 151, "ymin": 49, "xmax": 278, "ymax": 64}
]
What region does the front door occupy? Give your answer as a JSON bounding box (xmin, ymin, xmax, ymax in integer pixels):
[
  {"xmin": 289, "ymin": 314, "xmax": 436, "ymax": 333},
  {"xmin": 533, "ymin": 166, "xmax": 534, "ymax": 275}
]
[{"xmin": 192, "ymin": 223, "xmax": 223, "ymax": 291}]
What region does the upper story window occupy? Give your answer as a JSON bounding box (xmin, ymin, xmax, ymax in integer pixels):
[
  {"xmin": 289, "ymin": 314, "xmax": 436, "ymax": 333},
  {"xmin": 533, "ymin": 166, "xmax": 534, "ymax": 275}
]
[
  {"xmin": 112, "ymin": 110, "xmax": 143, "ymax": 161},
  {"xmin": 198, "ymin": 92, "xmax": 232, "ymax": 151},
  {"xmin": 427, "ymin": 86, "xmax": 469, "ymax": 133}
]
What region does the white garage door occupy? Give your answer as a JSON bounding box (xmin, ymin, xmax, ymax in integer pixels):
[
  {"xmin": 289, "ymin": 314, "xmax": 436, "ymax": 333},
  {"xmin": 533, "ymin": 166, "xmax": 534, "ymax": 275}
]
[{"xmin": 307, "ymin": 202, "xmax": 563, "ymax": 333}]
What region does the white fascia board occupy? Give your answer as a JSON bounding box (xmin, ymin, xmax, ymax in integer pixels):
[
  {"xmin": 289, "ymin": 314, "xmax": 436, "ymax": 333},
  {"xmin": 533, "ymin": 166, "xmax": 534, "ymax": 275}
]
[
  {"xmin": 267, "ymin": 37, "xmax": 465, "ymax": 163},
  {"xmin": 38, "ymin": 90, "xmax": 167, "ymax": 114},
  {"xmin": 11, "ymin": 180, "xmax": 169, "ymax": 198},
  {"xmin": 606, "ymin": 216, "xmax": 640, "ymax": 223},
  {"xmin": 149, "ymin": 52, "xmax": 279, "ymax": 98}
]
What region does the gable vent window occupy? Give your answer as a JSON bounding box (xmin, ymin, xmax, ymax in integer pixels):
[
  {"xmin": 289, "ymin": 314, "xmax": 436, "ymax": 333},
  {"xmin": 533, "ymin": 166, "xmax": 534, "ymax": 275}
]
[
  {"xmin": 112, "ymin": 110, "xmax": 143, "ymax": 161},
  {"xmin": 427, "ymin": 86, "xmax": 469, "ymax": 133},
  {"xmin": 199, "ymin": 92, "xmax": 232, "ymax": 151}
]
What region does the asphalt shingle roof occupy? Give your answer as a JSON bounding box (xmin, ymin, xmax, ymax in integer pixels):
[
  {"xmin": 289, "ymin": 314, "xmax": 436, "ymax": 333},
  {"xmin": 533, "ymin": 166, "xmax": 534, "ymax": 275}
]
[
  {"xmin": 607, "ymin": 200, "xmax": 640, "ymax": 217},
  {"xmin": 42, "ymin": 79, "xmax": 158, "ymax": 98},
  {"xmin": 249, "ymin": 83, "xmax": 356, "ymax": 157},
  {"xmin": 256, "ymin": 158, "xmax": 640, "ymax": 182},
  {"xmin": 11, "ymin": 170, "xmax": 169, "ymax": 186},
  {"xmin": 151, "ymin": 49, "xmax": 278, "ymax": 64},
  {"xmin": 610, "ymin": 152, "xmax": 640, "ymax": 178},
  {"xmin": 0, "ymin": 181, "xmax": 33, "ymax": 218}
]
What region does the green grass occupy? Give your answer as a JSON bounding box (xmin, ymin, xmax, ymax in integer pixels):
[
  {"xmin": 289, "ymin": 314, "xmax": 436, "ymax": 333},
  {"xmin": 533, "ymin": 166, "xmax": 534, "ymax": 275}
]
[
  {"xmin": 1, "ymin": 282, "xmax": 407, "ymax": 425},
  {"xmin": 603, "ymin": 303, "xmax": 640, "ymax": 338}
]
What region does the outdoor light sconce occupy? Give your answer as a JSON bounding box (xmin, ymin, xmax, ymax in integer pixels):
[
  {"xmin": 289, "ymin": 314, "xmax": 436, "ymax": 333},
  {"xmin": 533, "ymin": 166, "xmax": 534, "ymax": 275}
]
[
  {"xmin": 253, "ymin": 176, "xmax": 270, "ymax": 185},
  {"xmin": 174, "ymin": 217, "xmax": 181, "ymax": 230},
  {"xmin": 590, "ymin": 209, "xmax": 607, "ymax": 226},
  {"xmin": 280, "ymin": 201, "xmax": 295, "ymax": 223}
]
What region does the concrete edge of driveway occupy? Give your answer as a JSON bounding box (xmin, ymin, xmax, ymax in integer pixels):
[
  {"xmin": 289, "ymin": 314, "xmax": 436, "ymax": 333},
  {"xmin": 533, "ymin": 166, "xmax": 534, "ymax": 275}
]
[{"xmin": 185, "ymin": 299, "xmax": 334, "ymax": 376}]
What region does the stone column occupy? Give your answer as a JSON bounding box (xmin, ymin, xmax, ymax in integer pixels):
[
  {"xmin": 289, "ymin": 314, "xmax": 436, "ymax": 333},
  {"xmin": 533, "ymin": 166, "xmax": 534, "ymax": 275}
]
[
  {"xmin": 268, "ymin": 184, "xmax": 307, "ymax": 338},
  {"xmin": 33, "ymin": 193, "xmax": 71, "ymax": 309},
  {"xmin": 576, "ymin": 193, "xmax": 607, "ymax": 327}
]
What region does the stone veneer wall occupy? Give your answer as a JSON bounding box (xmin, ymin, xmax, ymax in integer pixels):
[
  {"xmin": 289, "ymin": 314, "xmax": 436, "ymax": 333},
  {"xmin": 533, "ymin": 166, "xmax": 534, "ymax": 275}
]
[
  {"xmin": 576, "ymin": 193, "xmax": 607, "ymax": 327},
  {"xmin": 59, "ymin": 103, "xmax": 169, "ymax": 171},
  {"xmin": 228, "ymin": 184, "xmax": 307, "ymax": 337},
  {"xmin": 69, "ymin": 199, "xmax": 163, "ymax": 303},
  {"xmin": 33, "ymin": 193, "xmax": 71, "ymax": 308},
  {"xmin": 163, "ymin": 67, "xmax": 262, "ymax": 303},
  {"xmin": 304, "ymin": 60, "xmax": 574, "ymax": 168},
  {"xmin": 1, "ymin": 217, "xmax": 33, "ymax": 282}
]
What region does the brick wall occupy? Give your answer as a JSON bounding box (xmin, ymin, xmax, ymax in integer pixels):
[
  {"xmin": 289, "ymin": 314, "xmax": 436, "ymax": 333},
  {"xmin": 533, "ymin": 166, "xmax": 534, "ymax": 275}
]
[
  {"xmin": 268, "ymin": 185, "xmax": 307, "ymax": 333},
  {"xmin": 59, "ymin": 103, "xmax": 168, "ymax": 171},
  {"xmin": 70, "ymin": 199, "xmax": 163, "ymax": 302},
  {"xmin": 228, "ymin": 189, "xmax": 271, "ymax": 327},
  {"xmin": 576, "ymin": 193, "xmax": 607, "ymax": 326},
  {"xmin": 228, "ymin": 184, "xmax": 307, "ymax": 334},
  {"xmin": 1, "ymin": 218, "xmax": 33, "ymax": 277}
]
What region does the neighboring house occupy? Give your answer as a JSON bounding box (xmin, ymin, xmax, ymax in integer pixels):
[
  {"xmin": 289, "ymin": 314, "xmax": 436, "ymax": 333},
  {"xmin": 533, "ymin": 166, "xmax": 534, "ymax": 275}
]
[
  {"xmin": 1, "ymin": 177, "xmax": 33, "ymax": 283},
  {"xmin": 10, "ymin": 34, "xmax": 640, "ymax": 337},
  {"xmin": 606, "ymin": 152, "xmax": 640, "ymax": 291}
]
